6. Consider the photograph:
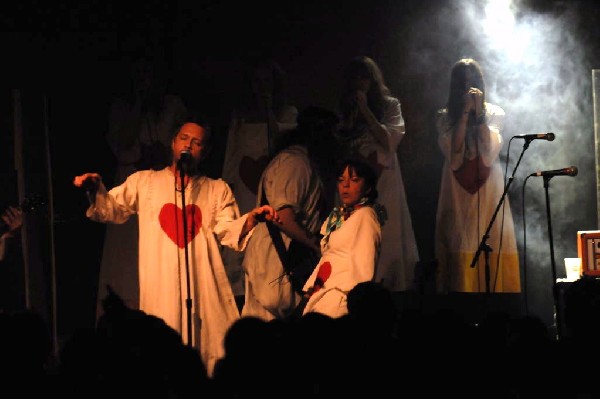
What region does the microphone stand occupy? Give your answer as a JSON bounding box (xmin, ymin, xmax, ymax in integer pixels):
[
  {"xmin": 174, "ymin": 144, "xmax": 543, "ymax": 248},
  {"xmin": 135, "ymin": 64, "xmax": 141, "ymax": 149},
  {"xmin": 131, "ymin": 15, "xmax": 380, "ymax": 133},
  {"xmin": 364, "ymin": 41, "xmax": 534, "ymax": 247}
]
[
  {"xmin": 470, "ymin": 139, "xmax": 531, "ymax": 293},
  {"xmin": 265, "ymin": 96, "xmax": 274, "ymax": 158},
  {"xmin": 542, "ymin": 175, "xmax": 562, "ymax": 340},
  {"xmin": 178, "ymin": 159, "xmax": 193, "ymax": 347}
]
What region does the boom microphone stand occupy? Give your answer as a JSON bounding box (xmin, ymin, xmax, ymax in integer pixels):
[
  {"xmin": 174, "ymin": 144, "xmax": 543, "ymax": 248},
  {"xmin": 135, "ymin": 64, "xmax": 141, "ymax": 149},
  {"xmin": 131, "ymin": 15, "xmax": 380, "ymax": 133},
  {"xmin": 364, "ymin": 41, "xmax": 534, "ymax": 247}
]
[
  {"xmin": 529, "ymin": 165, "xmax": 577, "ymax": 339},
  {"xmin": 470, "ymin": 139, "xmax": 531, "ymax": 292},
  {"xmin": 178, "ymin": 153, "xmax": 193, "ymax": 346},
  {"xmin": 541, "ymin": 175, "xmax": 562, "ymax": 339}
]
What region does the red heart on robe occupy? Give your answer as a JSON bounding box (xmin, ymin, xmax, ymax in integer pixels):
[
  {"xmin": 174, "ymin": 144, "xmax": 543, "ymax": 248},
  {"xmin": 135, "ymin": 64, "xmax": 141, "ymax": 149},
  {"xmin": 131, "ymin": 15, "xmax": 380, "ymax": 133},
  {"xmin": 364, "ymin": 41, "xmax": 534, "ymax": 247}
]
[
  {"xmin": 452, "ymin": 156, "xmax": 491, "ymax": 194},
  {"xmin": 313, "ymin": 261, "xmax": 332, "ymax": 294},
  {"xmin": 239, "ymin": 155, "xmax": 270, "ymax": 194},
  {"xmin": 159, "ymin": 203, "xmax": 202, "ymax": 248}
]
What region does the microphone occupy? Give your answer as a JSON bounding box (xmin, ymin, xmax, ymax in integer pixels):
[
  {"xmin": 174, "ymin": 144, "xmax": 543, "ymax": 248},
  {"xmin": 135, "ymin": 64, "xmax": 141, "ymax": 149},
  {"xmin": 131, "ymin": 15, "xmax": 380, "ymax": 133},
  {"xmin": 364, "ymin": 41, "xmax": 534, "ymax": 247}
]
[
  {"xmin": 179, "ymin": 150, "xmax": 192, "ymax": 163},
  {"xmin": 529, "ymin": 166, "xmax": 578, "ymax": 177},
  {"xmin": 177, "ymin": 150, "xmax": 194, "ymax": 176},
  {"xmin": 513, "ymin": 132, "xmax": 555, "ymax": 141}
]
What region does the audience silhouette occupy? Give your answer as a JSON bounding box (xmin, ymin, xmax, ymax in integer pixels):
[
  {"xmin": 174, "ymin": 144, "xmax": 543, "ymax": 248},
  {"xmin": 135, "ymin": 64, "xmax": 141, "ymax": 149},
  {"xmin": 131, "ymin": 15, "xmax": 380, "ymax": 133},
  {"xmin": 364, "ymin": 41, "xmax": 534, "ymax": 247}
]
[{"xmin": 5, "ymin": 275, "xmax": 600, "ymax": 398}]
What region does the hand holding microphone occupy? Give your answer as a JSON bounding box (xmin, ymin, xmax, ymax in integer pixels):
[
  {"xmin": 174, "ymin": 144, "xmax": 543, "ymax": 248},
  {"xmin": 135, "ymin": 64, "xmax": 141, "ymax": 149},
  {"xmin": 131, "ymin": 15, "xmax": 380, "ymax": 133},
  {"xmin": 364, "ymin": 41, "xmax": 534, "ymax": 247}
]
[{"xmin": 464, "ymin": 87, "xmax": 483, "ymax": 115}]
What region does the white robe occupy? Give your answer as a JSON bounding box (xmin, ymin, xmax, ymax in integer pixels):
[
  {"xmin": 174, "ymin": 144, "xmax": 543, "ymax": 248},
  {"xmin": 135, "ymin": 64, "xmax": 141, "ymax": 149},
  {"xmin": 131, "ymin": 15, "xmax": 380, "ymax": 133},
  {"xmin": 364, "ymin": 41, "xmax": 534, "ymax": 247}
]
[
  {"xmin": 434, "ymin": 103, "xmax": 520, "ymax": 293},
  {"xmin": 97, "ymin": 94, "xmax": 187, "ymax": 314},
  {"xmin": 241, "ymin": 145, "xmax": 322, "ymax": 320},
  {"xmin": 302, "ymin": 206, "xmax": 382, "ymax": 318},
  {"xmin": 86, "ymin": 167, "xmax": 250, "ymax": 376},
  {"xmin": 337, "ymin": 96, "xmax": 419, "ymax": 291},
  {"xmin": 220, "ymin": 107, "xmax": 297, "ymax": 297}
]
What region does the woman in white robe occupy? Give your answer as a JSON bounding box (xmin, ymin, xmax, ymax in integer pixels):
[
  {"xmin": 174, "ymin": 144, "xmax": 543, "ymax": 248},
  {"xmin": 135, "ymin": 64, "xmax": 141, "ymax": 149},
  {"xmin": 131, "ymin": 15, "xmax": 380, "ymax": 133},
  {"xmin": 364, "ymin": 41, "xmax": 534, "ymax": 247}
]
[
  {"xmin": 302, "ymin": 158, "xmax": 385, "ymax": 318},
  {"xmin": 434, "ymin": 58, "xmax": 520, "ymax": 293},
  {"xmin": 336, "ymin": 56, "xmax": 419, "ymax": 293}
]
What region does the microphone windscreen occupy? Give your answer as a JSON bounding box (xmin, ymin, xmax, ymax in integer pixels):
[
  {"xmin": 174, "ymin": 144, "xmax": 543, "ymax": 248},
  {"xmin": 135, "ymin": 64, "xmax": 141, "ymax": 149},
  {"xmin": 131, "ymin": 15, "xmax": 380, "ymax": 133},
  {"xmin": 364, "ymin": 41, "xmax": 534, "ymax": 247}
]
[
  {"xmin": 180, "ymin": 150, "xmax": 192, "ymax": 160},
  {"xmin": 570, "ymin": 166, "xmax": 578, "ymax": 176}
]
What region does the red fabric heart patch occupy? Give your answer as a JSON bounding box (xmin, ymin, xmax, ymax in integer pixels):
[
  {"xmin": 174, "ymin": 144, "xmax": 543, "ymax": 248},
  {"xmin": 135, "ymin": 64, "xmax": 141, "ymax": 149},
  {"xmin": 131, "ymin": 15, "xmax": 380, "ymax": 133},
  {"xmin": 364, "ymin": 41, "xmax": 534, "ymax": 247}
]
[
  {"xmin": 159, "ymin": 203, "xmax": 202, "ymax": 248},
  {"xmin": 452, "ymin": 156, "xmax": 491, "ymax": 194},
  {"xmin": 239, "ymin": 155, "xmax": 270, "ymax": 194},
  {"xmin": 313, "ymin": 261, "xmax": 332, "ymax": 294}
]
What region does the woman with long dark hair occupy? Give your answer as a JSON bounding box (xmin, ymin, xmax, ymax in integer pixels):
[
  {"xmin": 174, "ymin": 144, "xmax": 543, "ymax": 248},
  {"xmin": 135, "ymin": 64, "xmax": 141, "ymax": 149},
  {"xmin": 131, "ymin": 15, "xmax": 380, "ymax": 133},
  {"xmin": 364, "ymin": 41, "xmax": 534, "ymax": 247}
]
[
  {"xmin": 336, "ymin": 55, "xmax": 419, "ymax": 293},
  {"xmin": 435, "ymin": 58, "xmax": 520, "ymax": 293}
]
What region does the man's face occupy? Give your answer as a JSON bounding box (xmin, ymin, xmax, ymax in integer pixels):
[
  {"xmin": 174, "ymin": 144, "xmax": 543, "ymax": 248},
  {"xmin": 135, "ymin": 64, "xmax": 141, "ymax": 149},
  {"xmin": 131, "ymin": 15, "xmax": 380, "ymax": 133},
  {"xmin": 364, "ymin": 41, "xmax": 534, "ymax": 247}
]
[{"xmin": 171, "ymin": 123, "xmax": 207, "ymax": 164}]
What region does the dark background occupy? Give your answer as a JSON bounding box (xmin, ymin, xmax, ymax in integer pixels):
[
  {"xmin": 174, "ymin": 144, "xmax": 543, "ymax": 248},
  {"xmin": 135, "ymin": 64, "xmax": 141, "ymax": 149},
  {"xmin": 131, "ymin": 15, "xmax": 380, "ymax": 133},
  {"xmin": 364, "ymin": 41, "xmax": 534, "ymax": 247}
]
[{"xmin": 2, "ymin": 0, "xmax": 599, "ymax": 347}]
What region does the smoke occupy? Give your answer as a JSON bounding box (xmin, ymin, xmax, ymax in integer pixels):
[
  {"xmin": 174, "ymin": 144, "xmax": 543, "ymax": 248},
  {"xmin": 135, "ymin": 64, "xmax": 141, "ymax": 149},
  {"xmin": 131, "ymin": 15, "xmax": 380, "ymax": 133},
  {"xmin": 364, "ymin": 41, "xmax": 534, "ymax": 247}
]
[{"xmin": 401, "ymin": 0, "xmax": 597, "ymax": 322}]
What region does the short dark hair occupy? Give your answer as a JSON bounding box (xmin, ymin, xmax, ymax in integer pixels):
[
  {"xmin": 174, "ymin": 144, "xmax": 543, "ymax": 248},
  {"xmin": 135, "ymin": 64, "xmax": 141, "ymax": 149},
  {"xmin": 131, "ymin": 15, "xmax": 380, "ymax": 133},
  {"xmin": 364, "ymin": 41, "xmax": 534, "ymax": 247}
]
[{"xmin": 336, "ymin": 158, "xmax": 379, "ymax": 202}]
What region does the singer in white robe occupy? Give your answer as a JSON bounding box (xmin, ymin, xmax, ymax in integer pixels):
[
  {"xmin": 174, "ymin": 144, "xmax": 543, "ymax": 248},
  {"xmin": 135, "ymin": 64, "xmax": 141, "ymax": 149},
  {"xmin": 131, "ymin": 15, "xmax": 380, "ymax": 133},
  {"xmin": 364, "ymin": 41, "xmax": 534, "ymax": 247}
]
[
  {"xmin": 85, "ymin": 168, "xmax": 255, "ymax": 376},
  {"xmin": 435, "ymin": 103, "xmax": 520, "ymax": 293}
]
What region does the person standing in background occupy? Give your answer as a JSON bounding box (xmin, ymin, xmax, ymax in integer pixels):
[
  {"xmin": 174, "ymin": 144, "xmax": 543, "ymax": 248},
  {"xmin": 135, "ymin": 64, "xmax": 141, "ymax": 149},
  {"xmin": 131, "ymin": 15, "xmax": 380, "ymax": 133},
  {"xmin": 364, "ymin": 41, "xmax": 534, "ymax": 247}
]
[
  {"xmin": 434, "ymin": 58, "xmax": 520, "ymax": 293},
  {"xmin": 222, "ymin": 57, "xmax": 298, "ymax": 215},
  {"xmin": 221, "ymin": 57, "xmax": 298, "ymax": 310},
  {"xmin": 337, "ymin": 55, "xmax": 419, "ymax": 293},
  {"xmin": 241, "ymin": 106, "xmax": 338, "ymax": 321},
  {"xmin": 97, "ymin": 55, "xmax": 188, "ymax": 315}
]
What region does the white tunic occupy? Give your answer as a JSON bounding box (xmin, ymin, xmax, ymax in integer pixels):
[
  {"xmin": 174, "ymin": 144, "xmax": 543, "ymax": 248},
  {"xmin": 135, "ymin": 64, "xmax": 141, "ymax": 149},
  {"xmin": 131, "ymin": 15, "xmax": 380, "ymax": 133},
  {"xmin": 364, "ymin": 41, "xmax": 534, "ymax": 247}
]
[
  {"xmin": 97, "ymin": 94, "xmax": 188, "ymax": 314},
  {"xmin": 220, "ymin": 108, "xmax": 297, "ymax": 297},
  {"xmin": 338, "ymin": 96, "xmax": 420, "ymax": 291},
  {"xmin": 434, "ymin": 103, "xmax": 520, "ymax": 293},
  {"xmin": 86, "ymin": 167, "xmax": 250, "ymax": 376},
  {"xmin": 241, "ymin": 145, "xmax": 322, "ymax": 320},
  {"xmin": 302, "ymin": 206, "xmax": 382, "ymax": 318}
]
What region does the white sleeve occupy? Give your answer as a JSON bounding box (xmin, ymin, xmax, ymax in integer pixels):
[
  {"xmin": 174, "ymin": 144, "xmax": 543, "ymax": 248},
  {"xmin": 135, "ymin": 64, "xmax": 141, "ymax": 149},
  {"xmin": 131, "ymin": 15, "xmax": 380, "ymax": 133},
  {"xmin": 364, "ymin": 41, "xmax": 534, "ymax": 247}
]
[{"xmin": 86, "ymin": 174, "xmax": 139, "ymax": 224}]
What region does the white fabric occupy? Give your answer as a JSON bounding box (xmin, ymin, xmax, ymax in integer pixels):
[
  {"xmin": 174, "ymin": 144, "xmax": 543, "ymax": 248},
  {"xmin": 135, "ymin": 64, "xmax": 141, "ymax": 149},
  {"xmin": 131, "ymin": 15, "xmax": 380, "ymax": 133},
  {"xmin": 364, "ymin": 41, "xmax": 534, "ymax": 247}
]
[
  {"xmin": 86, "ymin": 168, "xmax": 248, "ymax": 377},
  {"xmin": 434, "ymin": 103, "xmax": 520, "ymax": 293},
  {"xmin": 222, "ymin": 107, "xmax": 298, "ymax": 215},
  {"xmin": 241, "ymin": 145, "xmax": 322, "ymax": 320},
  {"xmin": 220, "ymin": 107, "xmax": 297, "ymax": 297},
  {"xmin": 338, "ymin": 96, "xmax": 420, "ymax": 291},
  {"xmin": 302, "ymin": 206, "xmax": 382, "ymax": 318},
  {"xmin": 97, "ymin": 94, "xmax": 187, "ymax": 314}
]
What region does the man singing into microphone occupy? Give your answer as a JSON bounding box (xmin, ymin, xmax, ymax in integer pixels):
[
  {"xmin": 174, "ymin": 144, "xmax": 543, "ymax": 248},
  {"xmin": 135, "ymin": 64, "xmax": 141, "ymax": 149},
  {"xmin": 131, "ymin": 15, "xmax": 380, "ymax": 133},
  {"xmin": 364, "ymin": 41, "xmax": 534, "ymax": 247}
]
[
  {"xmin": 434, "ymin": 58, "xmax": 521, "ymax": 294},
  {"xmin": 73, "ymin": 120, "xmax": 279, "ymax": 377}
]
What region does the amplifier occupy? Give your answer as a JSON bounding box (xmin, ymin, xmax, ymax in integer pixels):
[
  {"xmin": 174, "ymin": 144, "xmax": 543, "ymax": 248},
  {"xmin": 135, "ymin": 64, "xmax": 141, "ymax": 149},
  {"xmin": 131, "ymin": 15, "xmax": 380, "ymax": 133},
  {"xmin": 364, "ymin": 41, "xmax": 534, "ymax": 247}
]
[{"xmin": 577, "ymin": 231, "xmax": 600, "ymax": 276}]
